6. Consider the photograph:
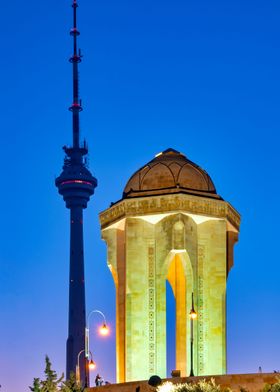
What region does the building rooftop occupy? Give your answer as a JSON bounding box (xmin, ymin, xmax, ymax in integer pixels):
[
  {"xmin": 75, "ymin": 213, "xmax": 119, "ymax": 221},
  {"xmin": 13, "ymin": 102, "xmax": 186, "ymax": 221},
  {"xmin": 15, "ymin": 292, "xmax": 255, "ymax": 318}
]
[{"xmin": 123, "ymin": 148, "xmax": 221, "ymax": 200}]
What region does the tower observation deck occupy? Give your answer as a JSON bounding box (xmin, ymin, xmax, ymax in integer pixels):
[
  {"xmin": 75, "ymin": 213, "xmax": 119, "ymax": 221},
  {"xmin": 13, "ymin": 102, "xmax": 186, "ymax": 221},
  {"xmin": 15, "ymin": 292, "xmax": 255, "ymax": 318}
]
[{"xmin": 55, "ymin": 0, "xmax": 97, "ymax": 384}]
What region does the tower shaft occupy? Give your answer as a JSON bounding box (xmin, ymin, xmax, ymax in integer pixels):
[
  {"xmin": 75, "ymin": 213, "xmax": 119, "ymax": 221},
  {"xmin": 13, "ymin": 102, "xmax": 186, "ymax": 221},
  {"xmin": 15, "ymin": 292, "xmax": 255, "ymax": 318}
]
[{"xmin": 67, "ymin": 206, "xmax": 86, "ymax": 378}]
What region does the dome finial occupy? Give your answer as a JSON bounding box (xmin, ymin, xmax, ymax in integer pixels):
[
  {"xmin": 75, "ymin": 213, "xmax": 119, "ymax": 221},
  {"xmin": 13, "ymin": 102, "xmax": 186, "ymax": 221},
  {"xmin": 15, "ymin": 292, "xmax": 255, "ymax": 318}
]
[{"xmin": 155, "ymin": 148, "xmax": 185, "ymax": 158}]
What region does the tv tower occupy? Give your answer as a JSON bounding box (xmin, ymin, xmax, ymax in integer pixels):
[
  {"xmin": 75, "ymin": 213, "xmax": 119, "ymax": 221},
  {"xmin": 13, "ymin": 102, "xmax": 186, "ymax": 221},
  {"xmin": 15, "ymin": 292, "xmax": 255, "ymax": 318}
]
[{"xmin": 55, "ymin": 0, "xmax": 97, "ymax": 383}]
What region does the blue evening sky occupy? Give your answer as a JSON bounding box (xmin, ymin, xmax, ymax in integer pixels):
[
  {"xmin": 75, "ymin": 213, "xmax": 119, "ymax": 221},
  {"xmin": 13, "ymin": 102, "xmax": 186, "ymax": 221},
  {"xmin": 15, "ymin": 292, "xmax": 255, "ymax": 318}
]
[{"xmin": 0, "ymin": 0, "xmax": 280, "ymax": 391}]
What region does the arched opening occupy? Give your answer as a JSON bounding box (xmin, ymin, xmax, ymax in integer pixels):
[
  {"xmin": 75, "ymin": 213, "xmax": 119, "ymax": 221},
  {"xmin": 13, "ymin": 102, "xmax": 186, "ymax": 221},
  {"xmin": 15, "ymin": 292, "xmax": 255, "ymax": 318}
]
[
  {"xmin": 157, "ymin": 214, "xmax": 197, "ymax": 378},
  {"xmin": 167, "ymin": 253, "xmax": 187, "ymax": 375},
  {"xmin": 166, "ymin": 279, "xmax": 176, "ymax": 377},
  {"xmin": 163, "ymin": 249, "xmax": 194, "ymax": 377}
]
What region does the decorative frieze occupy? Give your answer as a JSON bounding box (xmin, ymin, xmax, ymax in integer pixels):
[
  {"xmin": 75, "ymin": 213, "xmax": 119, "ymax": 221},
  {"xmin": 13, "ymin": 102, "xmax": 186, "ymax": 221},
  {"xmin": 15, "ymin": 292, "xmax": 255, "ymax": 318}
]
[{"xmin": 100, "ymin": 194, "xmax": 240, "ymax": 230}]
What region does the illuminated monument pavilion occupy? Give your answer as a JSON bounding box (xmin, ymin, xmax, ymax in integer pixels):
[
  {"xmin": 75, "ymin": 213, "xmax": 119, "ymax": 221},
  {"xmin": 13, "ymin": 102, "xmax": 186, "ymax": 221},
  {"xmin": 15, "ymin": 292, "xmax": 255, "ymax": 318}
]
[{"xmin": 99, "ymin": 148, "xmax": 241, "ymax": 382}]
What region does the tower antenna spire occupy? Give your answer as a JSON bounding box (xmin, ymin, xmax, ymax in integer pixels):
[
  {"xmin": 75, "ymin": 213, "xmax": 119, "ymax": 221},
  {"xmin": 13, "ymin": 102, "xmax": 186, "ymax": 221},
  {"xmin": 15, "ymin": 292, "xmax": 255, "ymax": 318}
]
[{"xmin": 70, "ymin": 0, "xmax": 82, "ymax": 149}]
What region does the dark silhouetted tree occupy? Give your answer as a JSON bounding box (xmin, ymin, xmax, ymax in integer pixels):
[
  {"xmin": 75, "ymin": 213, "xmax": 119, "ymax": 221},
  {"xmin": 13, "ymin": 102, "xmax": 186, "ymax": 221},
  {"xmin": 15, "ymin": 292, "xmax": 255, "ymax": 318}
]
[
  {"xmin": 29, "ymin": 378, "xmax": 41, "ymax": 392},
  {"xmin": 60, "ymin": 372, "xmax": 84, "ymax": 392},
  {"xmin": 29, "ymin": 357, "xmax": 86, "ymax": 392},
  {"xmin": 40, "ymin": 356, "xmax": 63, "ymax": 392}
]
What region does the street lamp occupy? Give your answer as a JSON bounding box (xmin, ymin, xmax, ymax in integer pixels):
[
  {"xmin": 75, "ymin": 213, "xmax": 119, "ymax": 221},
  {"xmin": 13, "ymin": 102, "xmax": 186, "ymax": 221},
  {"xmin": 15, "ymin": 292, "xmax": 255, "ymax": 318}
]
[
  {"xmin": 85, "ymin": 310, "xmax": 109, "ymax": 387},
  {"xmin": 85, "ymin": 310, "xmax": 109, "ymax": 359},
  {"xmin": 189, "ymin": 292, "xmax": 197, "ymax": 377},
  {"xmin": 76, "ymin": 349, "xmax": 95, "ymax": 385}
]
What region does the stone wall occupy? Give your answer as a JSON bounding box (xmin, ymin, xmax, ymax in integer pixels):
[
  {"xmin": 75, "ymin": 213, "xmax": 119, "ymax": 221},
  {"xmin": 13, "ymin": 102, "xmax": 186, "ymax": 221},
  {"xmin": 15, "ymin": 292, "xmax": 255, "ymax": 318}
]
[{"xmin": 87, "ymin": 373, "xmax": 279, "ymax": 392}]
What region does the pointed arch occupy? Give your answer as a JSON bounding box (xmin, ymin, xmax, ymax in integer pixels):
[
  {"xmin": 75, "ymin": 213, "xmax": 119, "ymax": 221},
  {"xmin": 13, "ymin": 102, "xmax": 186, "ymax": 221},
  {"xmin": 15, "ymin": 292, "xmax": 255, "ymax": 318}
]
[{"xmin": 164, "ymin": 250, "xmax": 194, "ymax": 376}]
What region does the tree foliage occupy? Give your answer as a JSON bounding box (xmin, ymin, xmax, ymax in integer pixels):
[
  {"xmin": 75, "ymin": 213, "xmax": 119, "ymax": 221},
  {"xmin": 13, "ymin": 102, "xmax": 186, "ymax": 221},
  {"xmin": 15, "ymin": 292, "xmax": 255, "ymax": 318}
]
[
  {"xmin": 60, "ymin": 372, "xmax": 84, "ymax": 392},
  {"xmin": 40, "ymin": 356, "xmax": 64, "ymax": 392},
  {"xmin": 30, "ymin": 378, "xmax": 41, "ymax": 392},
  {"xmin": 263, "ymin": 378, "xmax": 280, "ymax": 392},
  {"xmin": 29, "ymin": 356, "xmax": 83, "ymax": 392}
]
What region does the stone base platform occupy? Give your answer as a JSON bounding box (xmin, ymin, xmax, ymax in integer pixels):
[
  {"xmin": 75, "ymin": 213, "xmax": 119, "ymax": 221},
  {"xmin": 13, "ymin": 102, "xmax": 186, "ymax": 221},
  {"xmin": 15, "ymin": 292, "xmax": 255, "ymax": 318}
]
[{"xmin": 87, "ymin": 373, "xmax": 279, "ymax": 392}]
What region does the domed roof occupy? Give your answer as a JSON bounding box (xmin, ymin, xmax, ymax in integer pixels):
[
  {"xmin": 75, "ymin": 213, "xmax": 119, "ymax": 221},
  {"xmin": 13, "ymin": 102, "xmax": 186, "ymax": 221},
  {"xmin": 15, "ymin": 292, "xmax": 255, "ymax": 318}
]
[{"xmin": 123, "ymin": 148, "xmax": 220, "ymax": 199}]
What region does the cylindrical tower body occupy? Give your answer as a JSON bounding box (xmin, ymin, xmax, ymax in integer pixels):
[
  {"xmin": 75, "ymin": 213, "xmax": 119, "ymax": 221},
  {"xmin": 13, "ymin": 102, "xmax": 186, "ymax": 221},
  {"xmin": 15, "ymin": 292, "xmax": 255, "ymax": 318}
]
[
  {"xmin": 67, "ymin": 206, "xmax": 86, "ymax": 377},
  {"xmin": 56, "ymin": 164, "xmax": 97, "ymax": 382},
  {"xmin": 99, "ymin": 149, "xmax": 240, "ymax": 382}
]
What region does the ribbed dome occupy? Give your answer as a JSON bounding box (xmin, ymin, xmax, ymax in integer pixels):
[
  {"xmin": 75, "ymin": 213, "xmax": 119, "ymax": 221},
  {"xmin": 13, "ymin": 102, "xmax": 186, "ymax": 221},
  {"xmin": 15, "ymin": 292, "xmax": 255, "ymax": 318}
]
[{"xmin": 123, "ymin": 148, "xmax": 220, "ymax": 199}]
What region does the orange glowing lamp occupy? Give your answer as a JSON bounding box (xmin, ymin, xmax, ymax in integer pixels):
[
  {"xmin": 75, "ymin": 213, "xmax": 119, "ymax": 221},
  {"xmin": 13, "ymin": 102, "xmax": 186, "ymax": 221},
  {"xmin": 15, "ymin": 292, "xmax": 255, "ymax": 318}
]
[
  {"xmin": 189, "ymin": 293, "xmax": 197, "ymax": 319},
  {"xmin": 88, "ymin": 359, "xmax": 96, "ymax": 370},
  {"xmin": 189, "ymin": 309, "xmax": 197, "ymax": 319},
  {"xmin": 99, "ymin": 323, "xmax": 109, "ymax": 336}
]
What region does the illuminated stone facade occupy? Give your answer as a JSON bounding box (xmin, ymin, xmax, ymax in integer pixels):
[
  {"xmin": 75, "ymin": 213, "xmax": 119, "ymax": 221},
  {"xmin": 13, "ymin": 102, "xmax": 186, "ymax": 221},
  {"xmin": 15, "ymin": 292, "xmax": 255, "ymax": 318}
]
[{"xmin": 99, "ymin": 149, "xmax": 240, "ymax": 382}]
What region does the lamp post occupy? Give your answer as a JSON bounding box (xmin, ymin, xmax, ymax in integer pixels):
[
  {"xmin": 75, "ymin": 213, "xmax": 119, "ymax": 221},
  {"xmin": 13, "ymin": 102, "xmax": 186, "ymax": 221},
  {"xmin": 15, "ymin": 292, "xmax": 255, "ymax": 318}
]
[
  {"xmin": 76, "ymin": 349, "xmax": 95, "ymax": 386},
  {"xmin": 85, "ymin": 310, "xmax": 109, "ymax": 359},
  {"xmin": 85, "ymin": 310, "xmax": 109, "ymax": 386},
  {"xmin": 189, "ymin": 292, "xmax": 197, "ymax": 377}
]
